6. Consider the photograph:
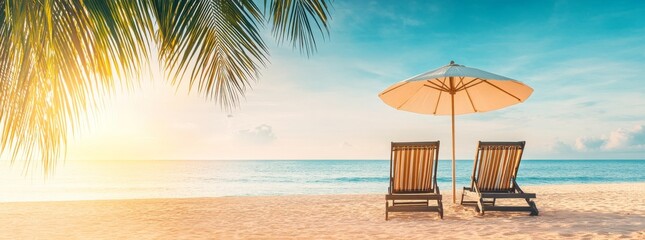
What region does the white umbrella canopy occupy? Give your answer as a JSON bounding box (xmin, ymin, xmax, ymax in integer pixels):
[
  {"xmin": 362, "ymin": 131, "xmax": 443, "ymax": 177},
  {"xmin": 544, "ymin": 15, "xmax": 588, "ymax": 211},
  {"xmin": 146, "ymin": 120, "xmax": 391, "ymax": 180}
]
[
  {"xmin": 380, "ymin": 62, "xmax": 533, "ymax": 115},
  {"xmin": 379, "ymin": 61, "xmax": 533, "ymax": 203}
]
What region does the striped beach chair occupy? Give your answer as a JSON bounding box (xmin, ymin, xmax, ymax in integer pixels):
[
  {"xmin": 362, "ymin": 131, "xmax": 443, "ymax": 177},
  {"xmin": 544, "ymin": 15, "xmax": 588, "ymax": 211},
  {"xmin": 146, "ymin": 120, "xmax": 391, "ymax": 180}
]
[
  {"xmin": 385, "ymin": 141, "xmax": 443, "ymax": 220},
  {"xmin": 460, "ymin": 141, "xmax": 538, "ymax": 216}
]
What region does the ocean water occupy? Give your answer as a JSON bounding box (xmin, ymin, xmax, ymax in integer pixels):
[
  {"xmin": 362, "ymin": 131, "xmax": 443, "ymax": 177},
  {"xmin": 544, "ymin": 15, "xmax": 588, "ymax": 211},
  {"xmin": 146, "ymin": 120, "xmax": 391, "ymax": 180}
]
[{"xmin": 0, "ymin": 160, "xmax": 643, "ymax": 202}]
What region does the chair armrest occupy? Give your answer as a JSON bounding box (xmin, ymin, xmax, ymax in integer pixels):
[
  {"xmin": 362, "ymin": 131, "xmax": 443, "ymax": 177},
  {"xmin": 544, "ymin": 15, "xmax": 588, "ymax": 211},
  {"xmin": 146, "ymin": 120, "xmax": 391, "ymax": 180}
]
[
  {"xmin": 434, "ymin": 178, "xmax": 440, "ymax": 194},
  {"xmin": 472, "ymin": 178, "xmax": 481, "ymax": 195},
  {"xmin": 512, "ymin": 178, "xmax": 525, "ymax": 193}
]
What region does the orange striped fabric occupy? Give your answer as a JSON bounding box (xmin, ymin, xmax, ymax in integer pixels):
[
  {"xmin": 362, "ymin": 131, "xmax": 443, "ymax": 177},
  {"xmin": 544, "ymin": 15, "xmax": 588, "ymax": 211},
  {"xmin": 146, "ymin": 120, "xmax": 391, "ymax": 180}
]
[
  {"xmin": 391, "ymin": 142, "xmax": 439, "ymax": 193},
  {"xmin": 473, "ymin": 143, "xmax": 524, "ymax": 191}
]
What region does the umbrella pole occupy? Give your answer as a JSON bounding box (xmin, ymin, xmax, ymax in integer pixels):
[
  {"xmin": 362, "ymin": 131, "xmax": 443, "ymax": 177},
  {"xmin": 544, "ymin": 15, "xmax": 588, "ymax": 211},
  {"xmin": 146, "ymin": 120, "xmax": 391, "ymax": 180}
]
[{"xmin": 451, "ymin": 93, "xmax": 456, "ymax": 203}]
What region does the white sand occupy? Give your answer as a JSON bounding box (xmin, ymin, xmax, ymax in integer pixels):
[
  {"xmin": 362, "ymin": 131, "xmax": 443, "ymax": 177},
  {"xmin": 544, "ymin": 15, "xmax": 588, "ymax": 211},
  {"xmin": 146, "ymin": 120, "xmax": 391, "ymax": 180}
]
[{"xmin": 0, "ymin": 183, "xmax": 643, "ymax": 239}]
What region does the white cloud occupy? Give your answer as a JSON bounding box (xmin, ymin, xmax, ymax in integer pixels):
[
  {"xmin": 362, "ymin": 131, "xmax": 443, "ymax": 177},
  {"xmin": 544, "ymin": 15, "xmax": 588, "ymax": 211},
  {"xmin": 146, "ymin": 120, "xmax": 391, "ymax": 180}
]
[
  {"xmin": 569, "ymin": 124, "xmax": 645, "ymax": 152},
  {"xmin": 606, "ymin": 125, "xmax": 645, "ymax": 149},
  {"xmin": 574, "ymin": 137, "xmax": 605, "ymax": 151},
  {"xmin": 341, "ymin": 142, "xmax": 353, "ymax": 149},
  {"xmin": 237, "ymin": 124, "xmax": 276, "ymax": 145},
  {"xmin": 550, "ymin": 140, "xmax": 575, "ymax": 153}
]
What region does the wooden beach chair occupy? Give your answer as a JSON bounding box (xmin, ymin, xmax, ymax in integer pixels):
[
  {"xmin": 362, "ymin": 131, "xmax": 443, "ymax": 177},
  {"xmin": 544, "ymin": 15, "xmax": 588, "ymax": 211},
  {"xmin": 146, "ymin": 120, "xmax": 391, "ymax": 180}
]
[
  {"xmin": 460, "ymin": 141, "xmax": 538, "ymax": 216},
  {"xmin": 385, "ymin": 141, "xmax": 443, "ymax": 220}
]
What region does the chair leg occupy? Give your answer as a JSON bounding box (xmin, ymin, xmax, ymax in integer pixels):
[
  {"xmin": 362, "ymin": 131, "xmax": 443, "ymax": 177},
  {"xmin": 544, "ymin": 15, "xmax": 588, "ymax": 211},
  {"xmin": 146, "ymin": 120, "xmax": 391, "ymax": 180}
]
[
  {"xmin": 527, "ymin": 200, "xmax": 539, "ymax": 216},
  {"xmin": 385, "ymin": 201, "xmax": 389, "ymax": 220},
  {"xmin": 477, "ymin": 198, "xmax": 485, "ymax": 215},
  {"xmin": 492, "ymin": 198, "xmax": 496, "ymax": 206},
  {"xmin": 438, "ymin": 199, "xmax": 444, "ymax": 219},
  {"xmin": 460, "ymin": 187, "xmax": 468, "ymax": 205}
]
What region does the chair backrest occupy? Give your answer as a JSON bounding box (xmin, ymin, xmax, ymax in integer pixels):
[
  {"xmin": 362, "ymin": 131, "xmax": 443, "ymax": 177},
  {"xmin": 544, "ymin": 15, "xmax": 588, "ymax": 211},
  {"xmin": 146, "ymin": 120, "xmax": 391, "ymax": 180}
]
[
  {"xmin": 470, "ymin": 141, "xmax": 526, "ymax": 192},
  {"xmin": 389, "ymin": 141, "xmax": 440, "ymax": 194}
]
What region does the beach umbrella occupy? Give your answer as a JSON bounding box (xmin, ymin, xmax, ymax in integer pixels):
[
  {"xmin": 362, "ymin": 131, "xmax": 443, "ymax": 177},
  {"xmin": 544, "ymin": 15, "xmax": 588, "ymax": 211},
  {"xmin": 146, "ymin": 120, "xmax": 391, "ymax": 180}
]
[{"xmin": 378, "ymin": 61, "xmax": 533, "ymax": 203}]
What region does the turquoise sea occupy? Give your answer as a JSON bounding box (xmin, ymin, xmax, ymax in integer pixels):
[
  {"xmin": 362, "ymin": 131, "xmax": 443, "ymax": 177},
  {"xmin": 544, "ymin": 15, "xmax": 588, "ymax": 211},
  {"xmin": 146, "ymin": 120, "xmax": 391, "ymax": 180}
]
[{"xmin": 0, "ymin": 160, "xmax": 643, "ymax": 202}]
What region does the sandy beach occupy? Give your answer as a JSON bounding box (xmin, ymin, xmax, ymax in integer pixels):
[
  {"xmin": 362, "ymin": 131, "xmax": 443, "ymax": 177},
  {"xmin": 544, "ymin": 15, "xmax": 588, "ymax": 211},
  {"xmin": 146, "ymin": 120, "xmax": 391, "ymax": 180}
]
[{"xmin": 0, "ymin": 183, "xmax": 643, "ymax": 239}]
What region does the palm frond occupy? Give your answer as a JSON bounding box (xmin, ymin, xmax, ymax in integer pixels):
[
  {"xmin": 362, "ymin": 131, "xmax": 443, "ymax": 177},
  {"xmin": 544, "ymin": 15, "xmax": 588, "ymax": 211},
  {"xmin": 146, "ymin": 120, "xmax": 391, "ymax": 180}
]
[
  {"xmin": 0, "ymin": 0, "xmax": 152, "ymax": 175},
  {"xmin": 267, "ymin": 0, "xmax": 331, "ymax": 56},
  {"xmin": 152, "ymin": 0, "xmax": 268, "ymax": 111},
  {"xmin": 0, "ymin": 0, "xmax": 331, "ymax": 174}
]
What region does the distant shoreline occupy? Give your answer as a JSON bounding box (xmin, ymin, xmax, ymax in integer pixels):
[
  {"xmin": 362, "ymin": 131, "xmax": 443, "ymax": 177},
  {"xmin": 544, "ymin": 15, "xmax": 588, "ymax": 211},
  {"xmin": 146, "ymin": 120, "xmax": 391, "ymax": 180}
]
[{"xmin": 1, "ymin": 182, "xmax": 643, "ymax": 204}]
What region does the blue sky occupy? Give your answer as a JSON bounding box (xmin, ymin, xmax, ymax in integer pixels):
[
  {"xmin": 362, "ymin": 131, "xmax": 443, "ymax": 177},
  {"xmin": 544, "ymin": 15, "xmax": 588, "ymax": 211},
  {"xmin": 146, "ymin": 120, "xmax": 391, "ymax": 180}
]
[{"xmin": 66, "ymin": 0, "xmax": 645, "ymax": 160}]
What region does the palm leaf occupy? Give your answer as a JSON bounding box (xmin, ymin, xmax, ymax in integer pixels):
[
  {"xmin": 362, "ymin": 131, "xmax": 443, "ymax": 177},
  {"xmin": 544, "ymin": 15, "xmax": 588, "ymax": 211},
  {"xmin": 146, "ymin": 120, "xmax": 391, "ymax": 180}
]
[
  {"xmin": 0, "ymin": 0, "xmax": 331, "ymax": 174},
  {"xmin": 152, "ymin": 0, "xmax": 267, "ymax": 110},
  {"xmin": 267, "ymin": 0, "xmax": 330, "ymax": 56},
  {"xmin": 0, "ymin": 0, "xmax": 152, "ymax": 175}
]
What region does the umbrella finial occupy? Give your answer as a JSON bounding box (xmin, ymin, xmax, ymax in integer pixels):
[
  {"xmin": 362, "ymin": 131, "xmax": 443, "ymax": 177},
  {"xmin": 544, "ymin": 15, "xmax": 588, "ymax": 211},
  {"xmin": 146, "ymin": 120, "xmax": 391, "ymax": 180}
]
[{"xmin": 450, "ymin": 60, "xmax": 455, "ymax": 65}]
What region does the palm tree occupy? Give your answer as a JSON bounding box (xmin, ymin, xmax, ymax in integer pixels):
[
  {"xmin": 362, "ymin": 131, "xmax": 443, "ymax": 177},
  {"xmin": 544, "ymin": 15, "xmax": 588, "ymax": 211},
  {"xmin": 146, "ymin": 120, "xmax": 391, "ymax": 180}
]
[{"xmin": 0, "ymin": 0, "xmax": 331, "ymax": 174}]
